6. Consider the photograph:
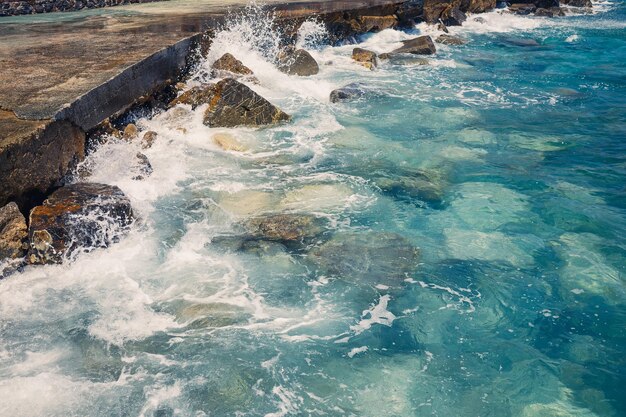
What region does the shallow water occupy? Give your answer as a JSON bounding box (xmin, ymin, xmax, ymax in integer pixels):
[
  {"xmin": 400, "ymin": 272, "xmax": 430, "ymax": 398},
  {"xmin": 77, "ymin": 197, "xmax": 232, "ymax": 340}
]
[{"xmin": 1, "ymin": 2, "xmax": 626, "ymax": 416}]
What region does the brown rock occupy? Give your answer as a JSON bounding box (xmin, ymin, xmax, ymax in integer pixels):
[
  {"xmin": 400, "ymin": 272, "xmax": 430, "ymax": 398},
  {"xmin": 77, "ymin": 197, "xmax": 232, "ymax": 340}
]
[
  {"xmin": 277, "ymin": 48, "xmax": 319, "ymax": 76},
  {"xmin": 0, "ymin": 111, "xmax": 85, "ymax": 210},
  {"xmin": 436, "ymin": 34, "xmax": 467, "ymax": 45},
  {"xmin": 352, "ymin": 48, "xmax": 378, "ymax": 70},
  {"xmin": 27, "ymin": 183, "xmax": 133, "ymax": 264},
  {"xmin": 0, "ymin": 202, "xmax": 28, "ymax": 260},
  {"xmin": 390, "ymin": 36, "xmax": 437, "ymax": 55},
  {"xmin": 461, "ymin": 0, "xmax": 496, "ymax": 13},
  {"xmin": 211, "ymin": 53, "xmax": 253, "ymax": 76},
  {"xmin": 169, "ymin": 85, "xmax": 218, "ymax": 109},
  {"xmin": 245, "ymin": 214, "xmax": 326, "ymax": 243},
  {"xmin": 202, "ymin": 79, "xmax": 291, "ymax": 128},
  {"xmin": 141, "ymin": 131, "xmax": 157, "ymax": 149},
  {"xmin": 358, "ymin": 15, "xmax": 398, "ymax": 32},
  {"xmin": 122, "ymin": 123, "xmax": 138, "ymax": 141}
]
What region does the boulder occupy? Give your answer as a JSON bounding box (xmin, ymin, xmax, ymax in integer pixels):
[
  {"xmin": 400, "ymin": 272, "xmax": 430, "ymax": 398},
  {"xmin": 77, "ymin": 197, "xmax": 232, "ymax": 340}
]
[
  {"xmin": 310, "ymin": 232, "xmax": 420, "ymax": 284},
  {"xmin": 122, "ymin": 123, "xmax": 138, "ymax": 141},
  {"xmin": 396, "ymin": 0, "xmax": 424, "ymax": 26},
  {"xmin": 390, "ymin": 36, "xmax": 437, "ymax": 55},
  {"xmin": 358, "ymin": 15, "xmax": 398, "ymax": 32},
  {"xmin": 211, "ymin": 53, "xmax": 253, "ymax": 77},
  {"xmin": 352, "ymin": 48, "xmax": 378, "ymax": 70},
  {"xmin": 423, "ymin": 0, "xmax": 466, "ymax": 25},
  {"xmin": 437, "ymin": 21, "xmax": 450, "ymax": 33},
  {"xmin": 560, "ymin": 0, "xmax": 592, "ymax": 7},
  {"xmin": 330, "ymin": 83, "xmax": 368, "ymax": 103},
  {"xmin": 245, "ymin": 214, "xmax": 326, "ymax": 243},
  {"xmin": 0, "ymin": 202, "xmax": 28, "ymax": 261},
  {"xmin": 141, "ymin": 131, "xmax": 158, "ymax": 149},
  {"xmin": 202, "ymin": 79, "xmax": 291, "ymax": 128},
  {"xmin": 27, "ymin": 183, "xmax": 134, "ymax": 264},
  {"xmin": 442, "ymin": 6, "xmax": 467, "ymax": 26},
  {"xmin": 277, "ymin": 48, "xmax": 319, "ymax": 76},
  {"xmin": 436, "ymin": 34, "xmax": 467, "ymax": 45},
  {"xmin": 461, "ymin": 0, "xmax": 496, "ymax": 13},
  {"xmin": 508, "ymin": 3, "xmax": 537, "ymax": 14}
]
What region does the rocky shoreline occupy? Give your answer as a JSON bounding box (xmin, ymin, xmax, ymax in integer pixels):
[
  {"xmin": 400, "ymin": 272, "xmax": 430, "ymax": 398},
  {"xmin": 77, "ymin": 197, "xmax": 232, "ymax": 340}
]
[
  {"xmin": 0, "ymin": 0, "xmax": 164, "ymax": 17},
  {"xmin": 0, "ymin": 0, "xmax": 593, "ymax": 275}
]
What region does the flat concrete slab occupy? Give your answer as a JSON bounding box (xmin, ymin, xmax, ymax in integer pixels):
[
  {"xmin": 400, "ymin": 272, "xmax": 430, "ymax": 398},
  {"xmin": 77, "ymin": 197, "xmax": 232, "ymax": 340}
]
[{"xmin": 0, "ymin": 0, "xmax": 397, "ymax": 125}]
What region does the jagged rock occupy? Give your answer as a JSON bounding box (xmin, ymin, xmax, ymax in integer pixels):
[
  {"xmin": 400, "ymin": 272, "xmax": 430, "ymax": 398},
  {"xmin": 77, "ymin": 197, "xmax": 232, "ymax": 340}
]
[
  {"xmin": 396, "ymin": 0, "xmax": 424, "ymax": 26},
  {"xmin": 0, "ymin": 202, "xmax": 28, "ymax": 261},
  {"xmin": 358, "ymin": 15, "xmax": 398, "ymax": 32},
  {"xmin": 277, "ymin": 48, "xmax": 319, "ymax": 76},
  {"xmin": 141, "ymin": 131, "xmax": 157, "ymax": 149},
  {"xmin": 461, "ymin": 0, "xmax": 496, "ymax": 13},
  {"xmin": 169, "ymin": 85, "xmax": 217, "ymax": 109},
  {"xmin": 27, "ymin": 183, "xmax": 134, "ymax": 264},
  {"xmin": 132, "ymin": 153, "xmax": 153, "ymax": 181},
  {"xmin": 534, "ymin": 6, "xmax": 566, "ymax": 16},
  {"xmin": 202, "ymin": 79, "xmax": 291, "ymax": 127},
  {"xmin": 213, "ymin": 133, "xmax": 248, "ymax": 152},
  {"xmin": 436, "ymin": 34, "xmax": 467, "ymax": 45},
  {"xmin": 122, "ymin": 123, "xmax": 138, "ymax": 141},
  {"xmin": 211, "ymin": 53, "xmax": 253, "ymax": 77},
  {"xmin": 561, "ymin": 0, "xmax": 592, "ymax": 7},
  {"xmin": 245, "ymin": 213, "xmax": 326, "ymax": 243},
  {"xmin": 508, "ymin": 3, "xmax": 538, "ymax": 14},
  {"xmin": 352, "ymin": 48, "xmax": 378, "ymax": 70},
  {"xmin": 310, "ymin": 232, "xmax": 420, "ymax": 283},
  {"xmin": 330, "ymin": 83, "xmax": 368, "ymax": 103},
  {"xmin": 437, "ymin": 21, "xmax": 450, "ymax": 33},
  {"xmin": 423, "ymin": 0, "xmax": 466, "ymax": 25},
  {"xmin": 390, "ymin": 36, "xmax": 437, "ymax": 55}
]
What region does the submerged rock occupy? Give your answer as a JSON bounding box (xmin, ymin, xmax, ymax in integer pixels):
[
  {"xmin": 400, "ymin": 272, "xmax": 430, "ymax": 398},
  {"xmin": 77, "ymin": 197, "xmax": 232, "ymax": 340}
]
[
  {"xmin": 374, "ymin": 174, "xmax": 445, "ymax": 206},
  {"xmin": 203, "ymin": 79, "xmax": 291, "ymax": 128},
  {"xmin": 211, "ymin": 53, "xmax": 253, "ymax": 77},
  {"xmin": 27, "ymin": 183, "xmax": 134, "ymax": 264},
  {"xmin": 277, "ymin": 48, "xmax": 319, "ymax": 76},
  {"xmin": 389, "ymin": 36, "xmax": 437, "ymax": 55},
  {"xmin": 436, "ymin": 34, "xmax": 467, "ymax": 45},
  {"xmin": 132, "ymin": 153, "xmax": 153, "ymax": 181},
  {"xmin": 310, "ymin": 232, "xmax": 420, "ymax": 283},
  {"xmin": 330, "ymin": 83, "xmax": 368, "ymax": 103},
  {"xmin": 0, "ymin": 202, "xmax": 28, "ymax": 261},
  {"xmin": 352, "ymin": 47, "xmax": 378, "ymax": 70},
  {"xmin": 213, "ymin": 133, "xmax": 248, "ymax": 152},
  {"xmin": 245, "ymin": 213, "xmax": 326, "ymax": 243}
]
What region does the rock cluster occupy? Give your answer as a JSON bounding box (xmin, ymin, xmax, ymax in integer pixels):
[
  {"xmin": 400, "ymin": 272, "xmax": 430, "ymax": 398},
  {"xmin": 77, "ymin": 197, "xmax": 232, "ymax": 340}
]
[
  {"xmin": 0, "ymin": 0, "xmax": 162, "ymax": 16},
  {"xmin": 0, "ymin": 203, "xmax": 28, "ymax": 261}
]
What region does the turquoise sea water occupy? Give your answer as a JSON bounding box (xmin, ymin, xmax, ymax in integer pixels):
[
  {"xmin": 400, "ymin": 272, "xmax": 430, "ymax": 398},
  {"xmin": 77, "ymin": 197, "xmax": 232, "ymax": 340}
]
[{"xmin": 1, "ymin": 2, "xmax": 625, "ymax": 416}]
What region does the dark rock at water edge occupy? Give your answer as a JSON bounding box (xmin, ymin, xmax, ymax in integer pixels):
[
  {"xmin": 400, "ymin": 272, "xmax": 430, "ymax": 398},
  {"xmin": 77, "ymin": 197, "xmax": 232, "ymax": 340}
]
[
  {"xmin": 436, "ymin": 34, "xmax": 467, "ymax": 45},
  {"xmin": 27, "ymin": 183, "xmax": 134, "ymax": 264},
  {"xmin": 310, "ymin": 232, "xmax": 420, "ymax": 284},
  {"xmin": 390, "ymin": 36, "xmax": 437, "ymax": 55},
  {"xmin": 423, "ymin": 0, "xmax": 466, "ymax": 25},
  {"xmin": 132, "ymin": 152, "xmax": 153, "ymax": 181},
  {"xmin": 560, "ymin": 0, "xmax": 592, "ymax": 7},
  {"xmin": 277, "ymin": 48, "xmax": 319, "ymax": 76},
  {"xmin": 169, "ymin": 85, "xmax": 218, "ymax": 109},
  {"xmin": 203, "ymin": 79, "xmax": 291, "ymax": 128},
  {"xmin": 352, "ymin": 48, "xmax": 378, "ymax": 70},
  {"xmin": 0, "ymin": 202, "xmax": 28, "ymax": 261},
  {"xmin": 330, "ymin": 83, "xmax": 369, "ymax": 103}
]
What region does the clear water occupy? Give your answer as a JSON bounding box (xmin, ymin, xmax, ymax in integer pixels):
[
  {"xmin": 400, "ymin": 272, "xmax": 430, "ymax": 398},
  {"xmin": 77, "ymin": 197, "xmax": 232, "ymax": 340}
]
[{"xmin": 1, "ymin": 2, "xmax": 625, "ymax": 416}]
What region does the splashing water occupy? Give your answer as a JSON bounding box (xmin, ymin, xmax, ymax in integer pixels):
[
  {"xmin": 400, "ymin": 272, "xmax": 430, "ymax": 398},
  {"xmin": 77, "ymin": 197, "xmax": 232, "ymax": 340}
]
[{"xmin": 1, "ymin": 2, "xmax": 626, "ymax": 417}]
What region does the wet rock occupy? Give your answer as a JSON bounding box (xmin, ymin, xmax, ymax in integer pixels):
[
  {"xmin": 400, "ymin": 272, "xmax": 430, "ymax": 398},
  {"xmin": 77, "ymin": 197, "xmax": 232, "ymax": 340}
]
[
  {"xmin": 330, "ymin": 83, "xmax": 368, "ymax": 103},
  {"xmin": 213, "ymin": 133, "xmax": 248, "ymax": 152},
  {"xmin": 310, "ymin": 232, "xmax": 420, "ymax": 283},
  {"xmin": 203, "ymin": 79, "xmax": 291, "ymax": 128},
  {"xmin": 352, "ymin": 48, "xmax": 378, "ymax": 70},
  {"xmin": 437, "ymin": 21, "xmax": 450, "ymax": 33},
  {"xmin": 27, "ymin": 183, "xmax": 134, "ymax": 264},
  {"xmin": 534, "ymin": 6, "xmax": 566, "ymax": 16},
  {"xmin": 211, "ymin": 53, "xmax": 253, "ymax": 77},
  {"xmin": 0, "ymin": 202, "xmax": 28, "ymax": 261},
  {"xmin": 380, "ymin": 54, "xmax": 430, "ymax": 66},
  {"xmin": 462, "ymin": 0, "xmax": 496, "ymax": 13},
  {"xmin": 436, "ymin": 34, "xmax": 467, "ymax": 45},
  {"xmin": 169, "ymin": 85, "xmax": 217, "ymax": 109},
  {"xmin": 390, "ymin": 36, "xmax": 437, "ymax": 55},
  {"xmin": 245, "ymin": 213, "xmax": 326, "ymax": 243},
  {"xmin": 132, "ymin": 153, "xmax": 153, "ymax": 181},
  {"xmin": 561, "ymin": 0, "xmax": 592, "ymax": 7},
  {"xmin": 280, "ymin": 183, "xmax": 355, "ymax": 212},
  {"xmin": 277, "ymin": 48, "xmax": 319, "ymax": 76},
  {"xmin": 358, "ymin": 15, "xmax": 398, "ymax": 32},
  {"xmin": 423, "ymin": 0, "xmax": 466, "ymax": 25},
  {"xmin": 141, "ymin": 131, "xmax": 157, "ymax": 149},
  {"xmin": 122, "ymin": 123, "xmax": 138, "ymax": 141},
  {"xmin": 443, "ymin": 6, "xmax": 467, "ymax": 26},
  {"xmin": 473, "ymin": 16, "xmax": 487, "ymax": 23},
  {"xmin": 508, "ymin": 3, "xmax": 537, "ymax": 14},
  {"xmin": 219, "ymin": 190, "xmax": 278, "ymax": 216}
]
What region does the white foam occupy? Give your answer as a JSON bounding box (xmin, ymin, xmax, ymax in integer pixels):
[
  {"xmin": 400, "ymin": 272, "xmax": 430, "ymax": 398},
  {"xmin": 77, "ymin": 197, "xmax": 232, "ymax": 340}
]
[
  {"xmin": 347, "ymin": 346, "xmax": 368, "ymax": 358},
  {"xmin": 350, "ymin": 295, "xmax": 396, "ymax": 335}
]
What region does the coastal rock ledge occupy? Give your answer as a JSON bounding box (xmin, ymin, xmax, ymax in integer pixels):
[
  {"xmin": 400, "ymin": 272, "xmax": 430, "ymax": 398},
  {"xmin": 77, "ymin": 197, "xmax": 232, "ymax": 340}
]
[{"xmin": 27, "ymin": 183, "xmax": 134, "ymax": 264}]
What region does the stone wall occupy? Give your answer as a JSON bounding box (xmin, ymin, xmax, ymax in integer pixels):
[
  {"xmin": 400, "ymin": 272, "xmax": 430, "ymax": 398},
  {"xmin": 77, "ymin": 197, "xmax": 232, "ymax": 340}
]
[{"xmin": 0, "ymin": 0, "xmax": 164, "ymax": 16}]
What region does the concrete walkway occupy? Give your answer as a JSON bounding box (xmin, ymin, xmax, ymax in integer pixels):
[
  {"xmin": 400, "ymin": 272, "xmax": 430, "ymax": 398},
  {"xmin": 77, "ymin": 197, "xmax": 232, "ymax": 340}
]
[{"xmin": 0, "ymin": 0, "xmax": 395, "ymax": 126}]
